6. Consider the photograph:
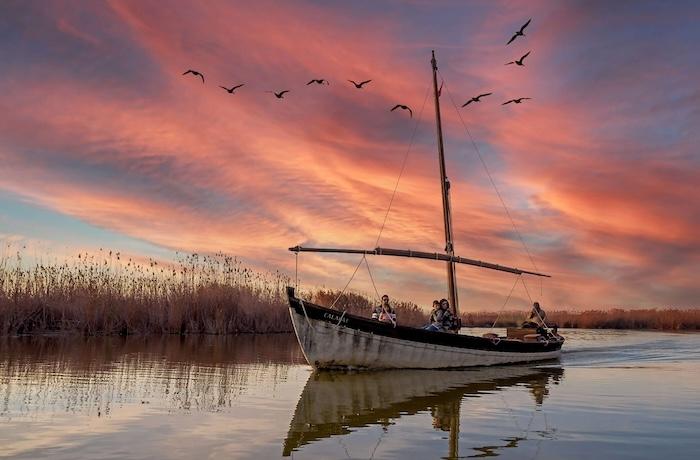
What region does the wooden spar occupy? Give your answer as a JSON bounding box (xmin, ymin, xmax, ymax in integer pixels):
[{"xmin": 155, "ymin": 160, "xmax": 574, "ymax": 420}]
[
  {"xmin": 288, "ymin": 246, "xmax": 551, "ymax": 278},
  {"xmin": 431, "ymin": 50, "xmax": 460, "ymax": 317}
]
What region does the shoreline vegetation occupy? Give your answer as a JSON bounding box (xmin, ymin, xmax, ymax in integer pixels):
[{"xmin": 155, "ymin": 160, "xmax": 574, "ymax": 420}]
[{"xmin": 1, "ymin": 250, "xmax": 698, "ymax": 335}]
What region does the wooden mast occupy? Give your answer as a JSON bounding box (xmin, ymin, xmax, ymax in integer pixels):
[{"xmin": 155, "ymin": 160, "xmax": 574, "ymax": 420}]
[{"xmin": 431, "ymin": 50, "xmax": 459, "ymax": 319}]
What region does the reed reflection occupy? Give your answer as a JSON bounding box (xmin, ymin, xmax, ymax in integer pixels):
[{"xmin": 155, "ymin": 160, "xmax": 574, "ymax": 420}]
[
  {"xmin": 283, "ymin": 365, "xmax": 563, "ymax": 458},
  {"xmin": 0, "ymin": 334, "xmax": 305, "ymax": 417}
]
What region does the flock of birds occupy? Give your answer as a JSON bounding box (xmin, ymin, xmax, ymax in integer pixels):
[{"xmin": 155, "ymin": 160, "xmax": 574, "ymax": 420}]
[
  {"xmin": 182, "ymin": 18, "xmax": 534, "ymax": 117},
  {"xmin": 463, "ymin": 19, "xmax": 533, "ymax": 108}
]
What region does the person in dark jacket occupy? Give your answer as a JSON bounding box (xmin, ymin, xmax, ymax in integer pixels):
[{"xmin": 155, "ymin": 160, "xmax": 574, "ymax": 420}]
[
  {"xmin": 423, "ymin": 300, "xmax": 442, "ymax": 331},
  {"xmin": 522, "ymin": 301, "xmax": 546, "ymax": 328},
  {"xmin": 424, "ymin": 299, "xmax": 454, "ymax": 332}
]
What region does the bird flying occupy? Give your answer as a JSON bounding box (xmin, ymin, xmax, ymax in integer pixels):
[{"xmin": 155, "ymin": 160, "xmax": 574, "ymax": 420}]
[
  {"xmin": 390, "ymin": 104, "xmax": 413, "ymax": 117},
  {"xmin": 506, "ymin": 51, "xmax": 531, "ymax": 66},
  {"xmin": 349, "ymin": 79, "xmax": 372, "ymax": 89},
  {"xmin": 507, "ymin": 19, "xmax": 531, "ymax": 45},
  {"xmin": 182, "ymin": 69, "xmax": 204, "ymax": 83},
  {"xmin": 502, "ymin": 97, "xmax": 532, "ymax": 105},
  {"xmin": 462, "ymin": 93, "xmax": 493, "ymax": 107},
  {"xmin": 267, "ymin": 90, "xmax": 290, "ymax": 99},
  {"xmin": 307, "ymin": 79, "xmax": 329, "ymax": 85},
  {"xmin": 219, "ymin": 84, "xmax": 244, "ymax": 94}
]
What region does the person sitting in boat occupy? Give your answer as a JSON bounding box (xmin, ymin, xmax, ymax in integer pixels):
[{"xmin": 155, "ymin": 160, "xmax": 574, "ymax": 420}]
[
  {"xmin": 424, "ymin": 299, "xmax": 455, "ymax": 332},
  {"xmin": 423, "ymin": 300, "xmax": 442, "ymax": 331},
  {"xmin": 522, "ymin": 301, "xmax": 547, "ymax": 328},
  {"xmin": 372, "ymin": 294, "xmax": 396, "ymax": 324}
]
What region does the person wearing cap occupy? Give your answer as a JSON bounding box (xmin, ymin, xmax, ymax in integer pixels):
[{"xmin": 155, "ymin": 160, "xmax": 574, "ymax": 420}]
[{"xmin": 522, "ymin": 301, "xmax": 547, "ymax": 328}]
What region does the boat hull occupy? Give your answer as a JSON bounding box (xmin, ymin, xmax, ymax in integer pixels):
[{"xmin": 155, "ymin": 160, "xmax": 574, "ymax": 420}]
[{"xmin": 288, "ymin": 288, "xmax": 563, "ymax": 370}]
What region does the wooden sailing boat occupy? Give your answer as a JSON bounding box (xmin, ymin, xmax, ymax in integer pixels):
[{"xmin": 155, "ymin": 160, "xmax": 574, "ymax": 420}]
[{"xmin": 286, "ymin": 51, "xmax": 564, "ymax": 369}]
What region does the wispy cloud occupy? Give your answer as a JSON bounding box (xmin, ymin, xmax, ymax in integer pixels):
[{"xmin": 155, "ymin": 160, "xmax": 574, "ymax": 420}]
[{"xmin": 1, "ymin": 0, "xmax": 698, "ymax": 308}]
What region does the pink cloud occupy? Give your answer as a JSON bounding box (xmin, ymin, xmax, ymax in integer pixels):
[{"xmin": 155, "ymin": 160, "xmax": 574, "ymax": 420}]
[{"xmin": 1, "ymin": 0, "xmax": 698, "ymax": 308}]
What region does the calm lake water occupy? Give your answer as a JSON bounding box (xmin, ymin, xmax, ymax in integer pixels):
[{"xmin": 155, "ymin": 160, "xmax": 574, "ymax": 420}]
[{"xmin": 1, "ymin": 329, "xmax": 699, "ymax": 459}]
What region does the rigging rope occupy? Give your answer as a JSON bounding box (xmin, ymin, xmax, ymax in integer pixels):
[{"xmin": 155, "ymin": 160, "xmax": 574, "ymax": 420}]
[
  {"xmin": 364, "ymin": 256, "xmax": 396, "ymax": 327},
  {"xmin": 364, "ymin": 256, "xmax": 382, "ymax": 301},
  {"xmin": 294, "ymin": 251, "xmax": 299, "ymax": 290},
  {"xmin": 329, "ymin": 255, "xmax": 366, "ymax": 310},
  {"xmin": 369, "ymin": 427, "xmax": 388, "ymax": 459},
  {"xmin": 519, "ymin": 275, "xmax": 533, "ymax": 303},
  {"xmin": 375, "ymin": 84, "xmax": 432, "ymax": 247},
  {"xmin": 490, "ymin": 275, "xmax": 521, "ymax": 329},
  {"xmin": 437, "ymin": 72, "xmax": 542, "ymax": 280},
  {"xmin": 520, "ymin": 275, "xmax": 552, "ymax": 330},
  {"xmin": 322, "ymin": 86, "xmax": 431, "ymax": 312}
]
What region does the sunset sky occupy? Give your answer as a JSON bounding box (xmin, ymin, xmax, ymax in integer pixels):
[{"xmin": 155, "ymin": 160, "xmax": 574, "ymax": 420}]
[{"xmin": 1, "ymin": 0, "xmax": 698, "ymax": 310}]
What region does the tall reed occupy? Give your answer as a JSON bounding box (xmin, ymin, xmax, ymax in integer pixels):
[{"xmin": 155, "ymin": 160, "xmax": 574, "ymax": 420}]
[
  {"xmin": 1, "ymin": 248, "xmax": 698, "ymax": 335},
  {"xmin": 0, "ymin": 250, "xmax": 292, "ymax": 335}
]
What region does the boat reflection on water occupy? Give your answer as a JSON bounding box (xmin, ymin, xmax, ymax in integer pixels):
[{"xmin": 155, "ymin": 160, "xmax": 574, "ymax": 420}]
[{"xmin": 283, "ymin": 365, "xmax": 563, "ymax": 458}]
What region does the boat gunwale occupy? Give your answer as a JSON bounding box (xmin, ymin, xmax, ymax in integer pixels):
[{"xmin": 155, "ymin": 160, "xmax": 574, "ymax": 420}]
[{"xmin": 287, "ymin": 287, "xmax": 563, "ymax": 354}]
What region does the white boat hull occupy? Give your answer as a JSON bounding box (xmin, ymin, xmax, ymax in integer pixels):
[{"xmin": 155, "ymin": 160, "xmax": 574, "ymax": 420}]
[{"xmin": 290, "ymin": 306, "xmax": 561, "ymax": 369}]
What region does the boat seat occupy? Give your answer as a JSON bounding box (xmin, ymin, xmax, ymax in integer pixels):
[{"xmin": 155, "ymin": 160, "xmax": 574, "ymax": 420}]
[
  {"xmin": 482, "ymin": 333, "xmax": 499, "ymax": 339},
  {"xmin": 523, "ymin": 334, "xmax": 542, "ymax": 342}
]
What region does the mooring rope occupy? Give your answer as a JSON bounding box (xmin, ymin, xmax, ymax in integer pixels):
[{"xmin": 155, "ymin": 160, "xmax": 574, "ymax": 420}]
[
  {"xmin": 335, "ymin": 309, "xmax": 347, "ymax": 328},
  {"xmin": 299, "ymin": 299, "xmax": 315, "ymax": 331}
]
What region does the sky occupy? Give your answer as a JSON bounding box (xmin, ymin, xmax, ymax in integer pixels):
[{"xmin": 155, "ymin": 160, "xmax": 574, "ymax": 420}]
[{"xmin": 1, "ymin": 0, "xmax": 699, "ymax": 310}]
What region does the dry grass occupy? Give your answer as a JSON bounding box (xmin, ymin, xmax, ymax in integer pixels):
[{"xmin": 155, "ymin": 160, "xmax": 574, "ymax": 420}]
[
  {"xmin": 1, "ymin": 248, "xmax": 698, "ymax": 335},
  {"xmin": 0, "ymin": 250, "xmax": 292, "ymax": 335}
]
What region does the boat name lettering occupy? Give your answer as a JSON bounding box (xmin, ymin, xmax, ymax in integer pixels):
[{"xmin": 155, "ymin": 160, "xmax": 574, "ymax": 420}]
[{"xmin": 324, "ymin": 313, "xmax": 348, "ymax": 323}]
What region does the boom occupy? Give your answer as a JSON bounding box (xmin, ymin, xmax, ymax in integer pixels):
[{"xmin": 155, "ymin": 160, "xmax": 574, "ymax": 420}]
[{"xmin": 289, "ymin": 246, "xmax": 550, "ymax": 278}]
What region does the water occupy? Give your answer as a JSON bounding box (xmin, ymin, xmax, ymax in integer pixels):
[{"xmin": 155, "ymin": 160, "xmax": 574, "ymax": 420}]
[{"xmin": 1, "ymin": 330, "xmax": 699, "ymax": 459}]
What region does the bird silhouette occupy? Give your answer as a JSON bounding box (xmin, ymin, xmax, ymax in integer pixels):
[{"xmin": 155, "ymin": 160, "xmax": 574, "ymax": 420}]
[
  {"xmin": 219, "ymin": 84, "xmax": 244, "ymax": 94},
  {"xmin": 182, "ymin": 69, "xmax": 204, "ymax": 83},
  {"xmin": 349, "ymin": 79, "xmax": 372, "ymax": 89},
  {"xmin": 390, "ymin": 104, "xmax": 413, "ymax": 117},
  {"xmin": 267, "ymin": 90, "xmax": 290, "ymax": 99},
  {"xmin": 462, "ymin": 93, "xmax": 493, "ymax": 107},
  {"xmin": 507, "ymin": 19, "xmax": 531, "ymax": 45},
  {"xmin": 307, "ymin": 79, "xmax": 329, "ymax": 85},
  {"xmin": 506, "ymin": 51, "xmax": 531, "ymax": 66},
  {"xmin": 502, "ymin": 97, "xmax": 532, "ymax": 105}
]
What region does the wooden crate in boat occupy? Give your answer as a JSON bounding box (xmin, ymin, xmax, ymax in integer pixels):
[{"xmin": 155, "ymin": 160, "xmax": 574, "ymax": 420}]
[{"xmin": 507, "ymin": 328, "xmax": 536, "ymax": 339}]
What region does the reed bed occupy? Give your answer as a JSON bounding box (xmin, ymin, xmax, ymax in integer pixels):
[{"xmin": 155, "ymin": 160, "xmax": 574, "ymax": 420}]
[
  {"xmin": 0, "ymin": 250, "xmax": 292, "ymax": 335},
  {"xmin": 1, "ymin": 249, "xmax": 698, "ymax": 335}
]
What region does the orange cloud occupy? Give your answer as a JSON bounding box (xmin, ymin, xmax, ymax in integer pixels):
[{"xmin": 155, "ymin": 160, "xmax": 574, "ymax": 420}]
[{"xmin": 1, "ymin": 0, "xmax": 698, "ymax": 308}]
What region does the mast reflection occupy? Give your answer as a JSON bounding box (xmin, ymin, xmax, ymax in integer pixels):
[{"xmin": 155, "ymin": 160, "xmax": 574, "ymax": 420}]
[{"xmin": 283, "ymin": 365, "xmax": 563, "ymax": 458}]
